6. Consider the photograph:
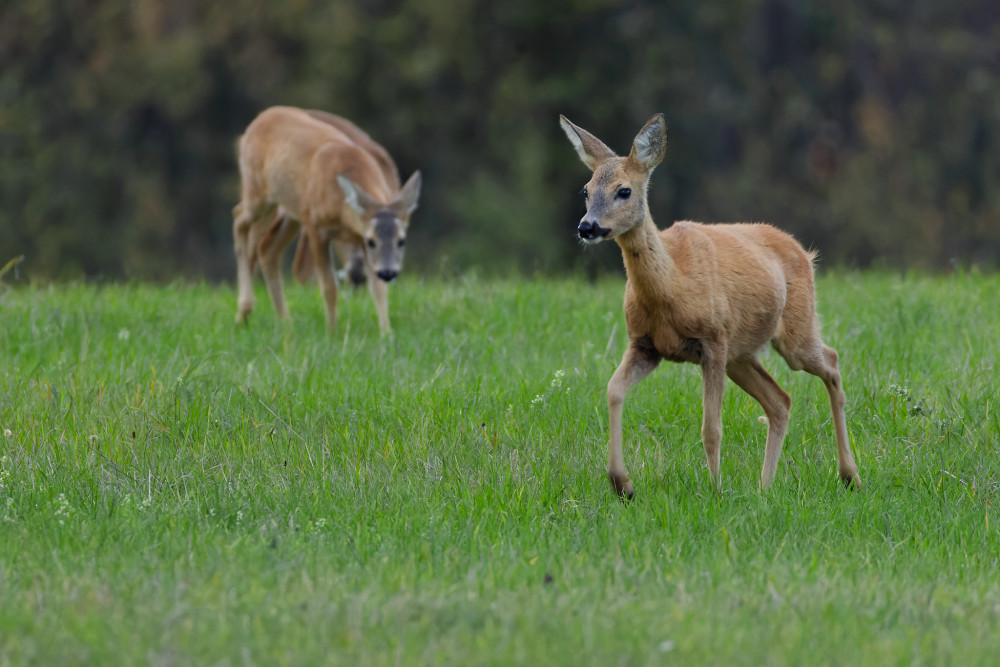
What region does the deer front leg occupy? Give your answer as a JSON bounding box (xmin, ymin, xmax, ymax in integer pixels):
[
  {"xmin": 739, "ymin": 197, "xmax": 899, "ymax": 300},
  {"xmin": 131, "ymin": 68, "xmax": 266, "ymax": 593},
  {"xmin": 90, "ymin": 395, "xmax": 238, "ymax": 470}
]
[
  {"xmin": 306, "ymin": 226, "xmax": 339, "ymax": 331},
  {"xmin": 700, "ymin": 350, "xmax": 727, "ymax": 489},
  {"xmin": 257, "ymin": 215, "xmax": 301, "ymax": 320},
  {"xmin": 606, "ymin": 344, "xmax": 661, "ymax": 500},
  {"xmin": 364, "ymin": 259, "xmax": 392, "ymax": 336}
]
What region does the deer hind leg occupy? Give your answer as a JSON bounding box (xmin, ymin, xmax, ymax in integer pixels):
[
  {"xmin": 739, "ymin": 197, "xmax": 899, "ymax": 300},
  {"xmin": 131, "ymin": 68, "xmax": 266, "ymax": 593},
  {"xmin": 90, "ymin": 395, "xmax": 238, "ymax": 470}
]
[
  {"xmin": 256, "ymin": 213, "xmax": 301, "ymax": 320},
  {"xmin": 812, "ymin": 344, "xmax": 861, "ymax": 489},
  {"xmin": 606, "ymin": 344, "xmax": 661, "ymax": 499},
  {"xmin": 775, "ymin": 336, "xmax": 861, "ymax": 490},
  {"xmin": 233, "ymin": 201, "xmax": 274, "ymax": 324},
  {"xmin": 726, "ymin": 358, "xmax": 792, "ymax": 489}
]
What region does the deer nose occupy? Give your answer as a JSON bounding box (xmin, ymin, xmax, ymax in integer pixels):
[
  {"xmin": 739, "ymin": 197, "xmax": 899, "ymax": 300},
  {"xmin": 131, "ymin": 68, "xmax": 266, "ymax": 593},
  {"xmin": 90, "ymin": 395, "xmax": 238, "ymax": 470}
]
[
  {"xmin": 376, "ymin": 269, "xmax": 398, "ymax": 282},
  {"xmin": 578, "ymin": 220, "xmax": 597, "ymax": 239}
]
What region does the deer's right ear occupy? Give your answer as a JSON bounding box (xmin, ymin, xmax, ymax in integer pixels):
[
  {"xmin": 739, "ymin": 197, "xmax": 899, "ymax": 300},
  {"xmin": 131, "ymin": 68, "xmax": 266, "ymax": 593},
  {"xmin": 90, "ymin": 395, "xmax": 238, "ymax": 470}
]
[
  {"xmin": 559, "ymin": 115, "xmax": 617, "ymax": 171},
  {"xmin": 337, "ymin": 174, "xmax": 379, "ymax": 216}
]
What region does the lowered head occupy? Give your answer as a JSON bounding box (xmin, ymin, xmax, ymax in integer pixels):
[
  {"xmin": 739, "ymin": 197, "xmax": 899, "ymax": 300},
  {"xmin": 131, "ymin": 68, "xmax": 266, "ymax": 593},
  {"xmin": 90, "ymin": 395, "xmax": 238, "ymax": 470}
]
[{"xmin": 337, "ymin": 170, "xmax": 422, "ymax": 283}]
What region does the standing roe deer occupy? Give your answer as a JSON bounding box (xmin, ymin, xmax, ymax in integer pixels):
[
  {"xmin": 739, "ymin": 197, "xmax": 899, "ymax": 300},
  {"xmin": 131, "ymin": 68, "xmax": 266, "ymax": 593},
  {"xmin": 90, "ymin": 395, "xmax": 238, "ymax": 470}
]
[
  {"xmin": 559, "ymin": 113, "xmax": 861, "ymax": 498},
  {"xmin": 234, "ymin": 106, "xmax": 421, "ymax": 335}
]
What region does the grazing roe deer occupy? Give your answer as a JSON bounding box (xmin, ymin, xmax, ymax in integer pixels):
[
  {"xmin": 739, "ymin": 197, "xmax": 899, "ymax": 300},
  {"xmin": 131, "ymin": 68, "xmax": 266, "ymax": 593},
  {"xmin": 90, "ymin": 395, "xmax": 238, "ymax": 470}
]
[
  {"xmin": 559, "ymin": 113, "xmax": 861, "ymax": 498},
  {"xmin": 253, "ymin": 108, "xmax": 404, "ymax": 290},
  {"xmin": 233, "ymin": 106, "xmax": 421, "ymax": 335}
]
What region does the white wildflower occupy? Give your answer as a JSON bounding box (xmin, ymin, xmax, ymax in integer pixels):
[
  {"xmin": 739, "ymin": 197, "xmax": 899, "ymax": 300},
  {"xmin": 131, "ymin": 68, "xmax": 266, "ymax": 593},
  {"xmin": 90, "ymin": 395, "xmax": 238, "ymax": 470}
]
[
  {"xmin": 530, "ymin": 394, "xmax": 544, "ymax": 407},
  {"xmin": 53, "ymin": 493, "xmax": 72, "ymax": 526},
  {"xmin": 117, "ymin": 328, "xmax": 130, "ymax": 341},
  {"xmin": 3, "ymin": 429, "xmax": 11, "ymax": 438},
  {"xmin": 887, "ymin": 383, "xmax": 908, "ymax": 398},
  {"xmin": 550, "ymin": 369, "xmax": 565, "ymax": 389}
]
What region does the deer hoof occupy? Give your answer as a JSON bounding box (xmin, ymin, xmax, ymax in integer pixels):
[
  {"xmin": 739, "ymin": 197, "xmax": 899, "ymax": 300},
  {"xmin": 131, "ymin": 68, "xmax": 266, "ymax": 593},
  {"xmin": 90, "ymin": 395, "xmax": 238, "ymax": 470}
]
[
  {"xmin": 236, "ymin": 299, "xmax": 254, "ymax": 324},
  {"xmin": 841, "ymin": 469, "xmax": 862, "ymax": 491},
  {"xmin": 608, "ymin": 471, "xmax": 634, "ymax": 503}
]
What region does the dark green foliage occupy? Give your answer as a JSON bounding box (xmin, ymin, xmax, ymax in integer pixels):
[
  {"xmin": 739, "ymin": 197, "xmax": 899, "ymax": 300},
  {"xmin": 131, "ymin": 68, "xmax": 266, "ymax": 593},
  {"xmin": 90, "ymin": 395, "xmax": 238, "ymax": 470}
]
[{"xmin": 1, "ymin": 1, "xmax": 998, "ymax": 280}]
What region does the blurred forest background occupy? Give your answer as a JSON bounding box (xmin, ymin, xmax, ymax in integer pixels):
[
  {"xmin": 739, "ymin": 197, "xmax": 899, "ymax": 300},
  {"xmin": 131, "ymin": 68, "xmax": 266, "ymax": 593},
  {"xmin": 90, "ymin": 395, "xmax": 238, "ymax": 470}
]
[{"xmin": 1, "ymin": 0, "xmax": 998, "ymax": 282}]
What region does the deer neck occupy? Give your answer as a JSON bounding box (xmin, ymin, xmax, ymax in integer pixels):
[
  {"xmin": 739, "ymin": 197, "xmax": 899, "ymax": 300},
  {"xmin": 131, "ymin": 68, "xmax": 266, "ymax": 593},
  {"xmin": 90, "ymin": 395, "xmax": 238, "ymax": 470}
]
[{"xmin": 616, "ymin": 214, "xmax": 674, "ymax": 304}]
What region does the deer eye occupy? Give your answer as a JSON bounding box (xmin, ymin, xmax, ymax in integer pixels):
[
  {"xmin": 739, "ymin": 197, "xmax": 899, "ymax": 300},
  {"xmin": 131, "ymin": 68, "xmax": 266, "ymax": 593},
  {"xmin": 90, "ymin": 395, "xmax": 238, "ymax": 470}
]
[
  {"xmin": 617, "ymin": 188, "xmax": 631, "ymax": 200},
  {"xmin": 580, "ymin": 187, "xmax": 588, "ymax": 200},
  {"xmin": 366, "ymin": 238, "xmax": 376, "ymax": 249}
]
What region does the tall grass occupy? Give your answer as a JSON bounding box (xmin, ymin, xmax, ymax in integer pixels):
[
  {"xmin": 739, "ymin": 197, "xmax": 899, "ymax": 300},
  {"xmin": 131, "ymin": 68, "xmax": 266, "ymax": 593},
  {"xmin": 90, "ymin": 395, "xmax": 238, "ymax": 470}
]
[{"xmin": 1, "ymin": 272, "xmax": 998, "ymax": 664}]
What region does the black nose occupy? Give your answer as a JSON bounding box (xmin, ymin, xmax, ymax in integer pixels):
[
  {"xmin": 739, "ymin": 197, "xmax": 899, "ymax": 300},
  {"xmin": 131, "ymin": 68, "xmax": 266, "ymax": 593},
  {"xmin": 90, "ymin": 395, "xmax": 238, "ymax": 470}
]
[
  {"xmin": 376, "ymin": 269, "xmax": 398, "ymax": 282},
  {"xmin": 578, "ymin": 221, "xmax": 596, "ymax": 239}
]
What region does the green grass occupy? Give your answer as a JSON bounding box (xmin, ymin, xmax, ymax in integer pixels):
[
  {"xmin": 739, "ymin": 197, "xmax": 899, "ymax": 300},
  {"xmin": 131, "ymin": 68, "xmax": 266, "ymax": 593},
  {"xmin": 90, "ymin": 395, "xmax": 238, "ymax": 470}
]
[{"xmin": 1, "ymin": 271, "xmax": 999, "ymax": 665}]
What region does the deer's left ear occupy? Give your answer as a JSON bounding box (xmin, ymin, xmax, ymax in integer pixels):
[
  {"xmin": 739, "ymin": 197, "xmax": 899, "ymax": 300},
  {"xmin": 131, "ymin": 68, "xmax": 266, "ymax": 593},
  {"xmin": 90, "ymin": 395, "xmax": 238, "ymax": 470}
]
[
  {"xmin": 392, "ymin": 170, "xmax": 422, "ymax": 223},
  {"xmin": 629, "ymin": 114, "xmax": 667, "ymax": 169}
]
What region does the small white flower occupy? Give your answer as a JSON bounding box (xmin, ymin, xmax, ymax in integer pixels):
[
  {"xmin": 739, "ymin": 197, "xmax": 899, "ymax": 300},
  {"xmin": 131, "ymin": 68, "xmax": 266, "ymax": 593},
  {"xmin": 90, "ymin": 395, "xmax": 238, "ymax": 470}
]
[
  {"xmin": 117, "ymin": 328, "xmax": 130, "ymax": 341},
  {"xmin": 887, "ymin": 383, "xmax": 908, "ymax": 398},
  {"xmin": 530, "ymin": 394, "xmax": 544, "ymax": 407},
  {"xmin": 3, "ymin": 429, "xmax": 11, "ymax": 438},
  {"xmin": 236, "ymin": 510, "xmax": 244, "ymax": 523},
  {"xmin": 53, "ymin": 493, "xmax": 72, "ymax": 525},
  {"xmin": 550, "ymin": 369, "xmax": 565, "ymax": 389},
  {"xmin": 758, "ymin": 416, "xmax": 768, "ymax": 425}
]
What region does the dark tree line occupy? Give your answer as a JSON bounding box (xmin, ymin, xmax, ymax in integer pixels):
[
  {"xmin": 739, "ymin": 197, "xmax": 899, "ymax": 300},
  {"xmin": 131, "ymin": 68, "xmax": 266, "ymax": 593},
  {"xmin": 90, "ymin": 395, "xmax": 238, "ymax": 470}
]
[{"xmin": 1, "ymin": 0, "xmax": 998, "ymax": 281}]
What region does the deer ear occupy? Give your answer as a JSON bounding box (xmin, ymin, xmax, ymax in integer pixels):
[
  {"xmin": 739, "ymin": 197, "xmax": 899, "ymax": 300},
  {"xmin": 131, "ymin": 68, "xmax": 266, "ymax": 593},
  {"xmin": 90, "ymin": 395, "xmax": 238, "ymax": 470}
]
[
  {"xmin": 629, "ymin": 113, "xmax": 667, "ymax": 169},
  {"xmin": 392, "ymin": 170, "xmax": 422, "ymax": 222},
  {"xmin": 559, "ymin": 115, "xmax": 617, "ymax": 171},
  {"xmin": 337, "ymin": 174, "xmax": 379, "ymax": 216}
]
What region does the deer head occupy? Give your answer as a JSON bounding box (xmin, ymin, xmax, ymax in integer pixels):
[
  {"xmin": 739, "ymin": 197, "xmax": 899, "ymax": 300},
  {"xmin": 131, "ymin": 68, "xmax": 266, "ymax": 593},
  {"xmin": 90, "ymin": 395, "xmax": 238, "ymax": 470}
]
[
  {"xmin": 559, "ymin": 114, "xmax": 667, "ymax": 243},
  {"xmin": 337, "ymin": 171, "xmax": 422, "ymax": 282}
]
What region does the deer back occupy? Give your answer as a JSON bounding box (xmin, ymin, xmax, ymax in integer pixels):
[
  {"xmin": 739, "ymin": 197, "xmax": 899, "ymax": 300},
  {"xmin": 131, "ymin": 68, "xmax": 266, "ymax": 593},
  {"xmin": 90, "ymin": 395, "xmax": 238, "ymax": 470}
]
[{"xmin": 238, "ymin": 106, "xmax": 393, "ymax": 234}]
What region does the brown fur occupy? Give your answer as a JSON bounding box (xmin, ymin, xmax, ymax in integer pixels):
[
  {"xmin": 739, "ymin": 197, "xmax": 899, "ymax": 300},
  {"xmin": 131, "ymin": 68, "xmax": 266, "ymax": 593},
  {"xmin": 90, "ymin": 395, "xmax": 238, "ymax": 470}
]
[
  {"xmin": 560, "ymin": 113, "xmax": 861, "ymax": 497},
  {"xmin": 288, "ymin": 109, "xmax": 403, "ymax": 286},
  {"xmin": 251, "ymin": 110, "xmax": 401, "ymax": 287},
  {"xmin": 233, "ymin": 106, "xmax": 421, "ymax": 335}
]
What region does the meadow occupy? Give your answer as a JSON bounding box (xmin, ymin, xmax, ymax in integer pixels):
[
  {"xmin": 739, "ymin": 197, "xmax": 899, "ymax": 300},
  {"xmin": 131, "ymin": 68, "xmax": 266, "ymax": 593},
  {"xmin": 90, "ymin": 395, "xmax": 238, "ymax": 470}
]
[{"xmin": 1, "ymin": 271, "xmax": 998, "ymax": 665}]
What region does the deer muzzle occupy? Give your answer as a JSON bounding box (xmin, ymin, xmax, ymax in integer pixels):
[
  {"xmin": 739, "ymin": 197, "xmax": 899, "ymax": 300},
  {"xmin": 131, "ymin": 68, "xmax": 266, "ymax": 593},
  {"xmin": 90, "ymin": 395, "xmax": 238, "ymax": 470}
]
[{"xmin": 578, "ymin": 219, "xmax": 611, "ymax": 241}]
